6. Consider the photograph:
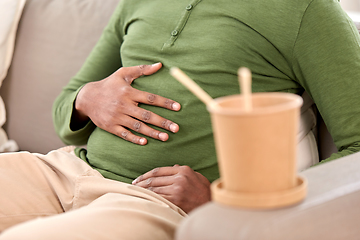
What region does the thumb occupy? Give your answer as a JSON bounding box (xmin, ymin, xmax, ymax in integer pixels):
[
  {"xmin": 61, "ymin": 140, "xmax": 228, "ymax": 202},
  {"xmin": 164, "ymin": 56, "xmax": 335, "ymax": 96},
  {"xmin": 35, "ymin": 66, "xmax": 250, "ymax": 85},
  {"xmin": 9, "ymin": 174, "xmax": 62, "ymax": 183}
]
[{"xmin": 120, "ymin": 62, "xmax": 162, "ymax": 84}]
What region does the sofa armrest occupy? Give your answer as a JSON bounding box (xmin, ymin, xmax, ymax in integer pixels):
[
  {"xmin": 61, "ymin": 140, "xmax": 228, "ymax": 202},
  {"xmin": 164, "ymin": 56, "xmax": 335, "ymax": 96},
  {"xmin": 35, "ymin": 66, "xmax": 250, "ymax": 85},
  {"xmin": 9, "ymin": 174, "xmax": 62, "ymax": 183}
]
[{"xmin": 176, "ymin": 151, "xmax": 360, "ymax": 240}]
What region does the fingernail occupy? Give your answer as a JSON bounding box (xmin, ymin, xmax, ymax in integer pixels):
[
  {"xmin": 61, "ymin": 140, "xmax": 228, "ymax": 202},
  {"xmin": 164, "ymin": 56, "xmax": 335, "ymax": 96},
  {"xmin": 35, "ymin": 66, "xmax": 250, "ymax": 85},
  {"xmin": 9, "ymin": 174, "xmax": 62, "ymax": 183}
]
[
  {"xmin": 159, "ymin": 132, "xmax": 168, "ymax": 141},
  {"xmin": 139, "ymin": 138, "xmax": 146, "ymax": 145},
  {"xmin": 132, "ymin": 178, "xmax": 138, "ymax": 184},
  {"xmin": 152, "ymin": 62, "xmax": 161, "ymax": 67},
  {"xmin": 170, "ymin": 123, "xmax": 178, "ymax": 133},
  {"xmin": 172, "ymin": 102, "xmax": 181, "ymax": 111}
]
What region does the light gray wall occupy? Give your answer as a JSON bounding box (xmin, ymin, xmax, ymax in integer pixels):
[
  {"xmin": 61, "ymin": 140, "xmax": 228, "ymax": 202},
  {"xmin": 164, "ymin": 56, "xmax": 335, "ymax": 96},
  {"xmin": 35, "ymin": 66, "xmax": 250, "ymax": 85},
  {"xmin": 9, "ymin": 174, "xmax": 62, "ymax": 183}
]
[{"xmin": 340, "ymin": 0, "xmax": 360, "ymax": 12}]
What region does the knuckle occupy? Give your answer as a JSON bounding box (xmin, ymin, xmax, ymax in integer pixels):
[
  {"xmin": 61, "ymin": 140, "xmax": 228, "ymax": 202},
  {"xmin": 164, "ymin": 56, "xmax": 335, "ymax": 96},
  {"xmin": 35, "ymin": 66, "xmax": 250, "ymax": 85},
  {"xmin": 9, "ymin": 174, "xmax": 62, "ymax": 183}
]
[
  {"xmin": 146, "ymin": 178, "xmax": 153, "ymax": 186},
  {"xmin": 133, "ymin": 121, "xmax": 142, "ymax": 131},
  {"xmin": 120, "ymin": 130, "xmax": 130, "ymax": 140},
  {"xmin": 173, "ymin": 184, "xmax": 185, "ymax": 194},
  {"xmin": 119, "ymin": 86, "xmax": 132, "ymax": 95},
  {"xmin": 151, "ymin": 167, "xmax": 160, "ymax": 176},
  {"xmin": 147, "ymin": 94, "xmax": 156, "ymax": 103},
  {"xmin": 110, "ymin": 99, "xmax": 125, "ymax": 110},
  {"xmin": 138, "ymin": 65, "xmax": 146, "ymax": 75},
  {"xmin": 180, "ymin": 165, "xmax": 192, "ymax": 173},
  {"xmin": 102, "ymin": 120, "xmax": 110, "ymax": 129},
  {"xmin": 175, "ymin": 174, "xmax": 188, "ymax": 184},
  {"xmin": 164, "ymin": 99, "xmax": 171, "ymax": 108},
  {"xmin": 161, "ymin": 120, "xmax": 171, "ymax": 129},
  {"xmin": 142, "ymin": 111, "xmax": 151, "ymax": 122},
  {"xmin": 131, "ymin": 136, "xmax": 138, "ymax": 143},
  {"xmin": 150, "ymin": 131, "xmax": 160, "ymax": 139},
  {"xmin": 164, "ymin": 99, "xmax": 175, "ymax": 109}
]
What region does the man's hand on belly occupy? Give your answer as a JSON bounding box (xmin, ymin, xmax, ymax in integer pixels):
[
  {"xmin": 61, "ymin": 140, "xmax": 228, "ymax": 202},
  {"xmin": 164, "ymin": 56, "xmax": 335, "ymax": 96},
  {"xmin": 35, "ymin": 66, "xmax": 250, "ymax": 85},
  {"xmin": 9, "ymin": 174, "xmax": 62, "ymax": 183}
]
[
  {"xmin": 72, "ymin": 63, "xmax": 181, "ymax": 145},
  {"xmin": 132, "ymin": 165, "xmax": 211, "ymax": 213}
]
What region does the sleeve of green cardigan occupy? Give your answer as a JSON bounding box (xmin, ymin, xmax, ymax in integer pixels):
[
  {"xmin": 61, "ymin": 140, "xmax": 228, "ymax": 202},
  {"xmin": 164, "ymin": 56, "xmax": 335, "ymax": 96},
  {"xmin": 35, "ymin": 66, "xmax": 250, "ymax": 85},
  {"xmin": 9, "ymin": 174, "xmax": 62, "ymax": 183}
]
[
  {"xmin": 292, "ymin": 0, "xmax": 360, "ymax": 163},
  {"xmin": 52, "ymin": 2, "xmax": 124, "ymax": 146}
]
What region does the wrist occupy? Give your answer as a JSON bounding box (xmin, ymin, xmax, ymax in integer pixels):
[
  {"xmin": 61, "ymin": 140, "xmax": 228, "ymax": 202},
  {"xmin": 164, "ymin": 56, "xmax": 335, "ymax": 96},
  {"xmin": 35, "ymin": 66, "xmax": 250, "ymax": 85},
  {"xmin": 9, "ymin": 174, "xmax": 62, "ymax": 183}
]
[{"xmin": 70, "ymin": 85, "xmax": 90, "ymax": 130}]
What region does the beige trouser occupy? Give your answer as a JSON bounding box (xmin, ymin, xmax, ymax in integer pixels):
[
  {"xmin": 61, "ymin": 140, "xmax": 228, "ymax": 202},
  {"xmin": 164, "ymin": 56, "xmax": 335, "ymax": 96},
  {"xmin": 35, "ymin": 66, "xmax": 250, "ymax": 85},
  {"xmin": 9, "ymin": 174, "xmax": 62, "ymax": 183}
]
[{"xmin": 0, "ymin": 147, "xmax": 186, "ymax": 240}]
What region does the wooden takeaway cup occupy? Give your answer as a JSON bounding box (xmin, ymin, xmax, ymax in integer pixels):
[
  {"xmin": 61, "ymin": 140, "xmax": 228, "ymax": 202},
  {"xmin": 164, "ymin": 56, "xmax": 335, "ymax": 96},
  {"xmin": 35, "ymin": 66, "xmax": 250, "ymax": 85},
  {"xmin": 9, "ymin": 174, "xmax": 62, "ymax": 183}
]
[{"xmin": 208, "ymin": 92, "xmax": 307, "ymax": 209}]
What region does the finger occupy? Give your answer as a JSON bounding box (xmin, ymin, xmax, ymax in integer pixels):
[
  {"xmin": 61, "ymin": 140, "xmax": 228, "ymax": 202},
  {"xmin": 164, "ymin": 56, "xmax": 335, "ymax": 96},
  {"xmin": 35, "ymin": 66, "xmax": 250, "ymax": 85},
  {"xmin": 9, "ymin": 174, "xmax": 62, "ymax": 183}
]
[
  {"xmin": 135, "ymin": 175, "xmax": 175, "ymax": 189},
  {"xmin": 149, "ymin": 188, "xmax": 186, "ymax": 211},
  {"xmin": 111, "ymin": 125, "xmax": 147, "ymax": 145},
  {"xmin": 119, "ymin": 114, "xmax": 170, "ymax": 141},
  {"xmin": 127, "ymin": 106, "xmax": 179, "ymax": 133},
  {"xmin": 132, "ymin": 89, "xmax": 181, "ymax": 112},
  {"xmin": 147, "ymin": 186, "xmax": 174, "ymax": 197},
  {"xmin": 157, "ymin": 193, "xmax": 174, "ymax": 205},
  {"xmin": 132, "ymin": 166, "xmax": 180, "ymax": 184},
  {"xmin": 120, "ymin": 63, "xmax": 163, "ymax": 84}
]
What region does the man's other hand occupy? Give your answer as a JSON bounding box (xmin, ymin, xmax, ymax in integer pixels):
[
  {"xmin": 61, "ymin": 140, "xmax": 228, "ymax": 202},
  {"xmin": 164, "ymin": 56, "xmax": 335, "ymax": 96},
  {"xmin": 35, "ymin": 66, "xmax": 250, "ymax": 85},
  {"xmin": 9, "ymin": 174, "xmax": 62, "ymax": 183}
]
[{"xmin": 132, "ymin": 165, "xmax": 211, "ymax": 213}]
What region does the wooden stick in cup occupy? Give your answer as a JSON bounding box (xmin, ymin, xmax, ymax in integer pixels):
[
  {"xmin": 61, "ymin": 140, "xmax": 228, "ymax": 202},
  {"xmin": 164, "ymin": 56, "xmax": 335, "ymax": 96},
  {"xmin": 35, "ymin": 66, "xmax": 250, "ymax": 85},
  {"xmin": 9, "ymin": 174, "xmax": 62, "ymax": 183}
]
[
  {"xmin": 170, "ymin": 67, "xmax": 215, "ymax": 106},
  {"xmin": 238, "ymin": 67, "xmax": 252, "ymax": 112}
]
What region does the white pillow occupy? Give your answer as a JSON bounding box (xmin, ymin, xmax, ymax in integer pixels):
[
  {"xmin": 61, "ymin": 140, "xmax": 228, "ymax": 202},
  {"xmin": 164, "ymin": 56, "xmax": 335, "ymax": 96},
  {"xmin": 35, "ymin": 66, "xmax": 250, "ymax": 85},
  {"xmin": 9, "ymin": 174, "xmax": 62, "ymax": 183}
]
[
  {"xmin": 0, "ymin": 0, "xmax": 26, "ymax": 83},
  {"xmin": 0, "ymin": 0, "xmax": 26, "ymax": 152}
]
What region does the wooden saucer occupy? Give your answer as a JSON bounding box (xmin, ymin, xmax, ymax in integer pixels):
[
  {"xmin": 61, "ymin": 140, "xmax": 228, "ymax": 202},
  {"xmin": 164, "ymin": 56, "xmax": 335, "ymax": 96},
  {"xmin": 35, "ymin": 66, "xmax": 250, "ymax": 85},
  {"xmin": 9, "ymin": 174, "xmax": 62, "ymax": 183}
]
[{"xmin": 211, "ymin": 176, "xmax": 307, "ymax": 209}]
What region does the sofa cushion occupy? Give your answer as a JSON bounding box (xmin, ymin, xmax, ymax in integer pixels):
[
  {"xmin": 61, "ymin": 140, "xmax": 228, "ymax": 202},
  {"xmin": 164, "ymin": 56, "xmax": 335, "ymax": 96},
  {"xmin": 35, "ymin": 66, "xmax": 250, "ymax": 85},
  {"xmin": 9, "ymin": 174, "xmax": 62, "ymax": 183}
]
[{"xmin": 0, "ymin": 0, "xmax": 119, "ymax": 153}]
